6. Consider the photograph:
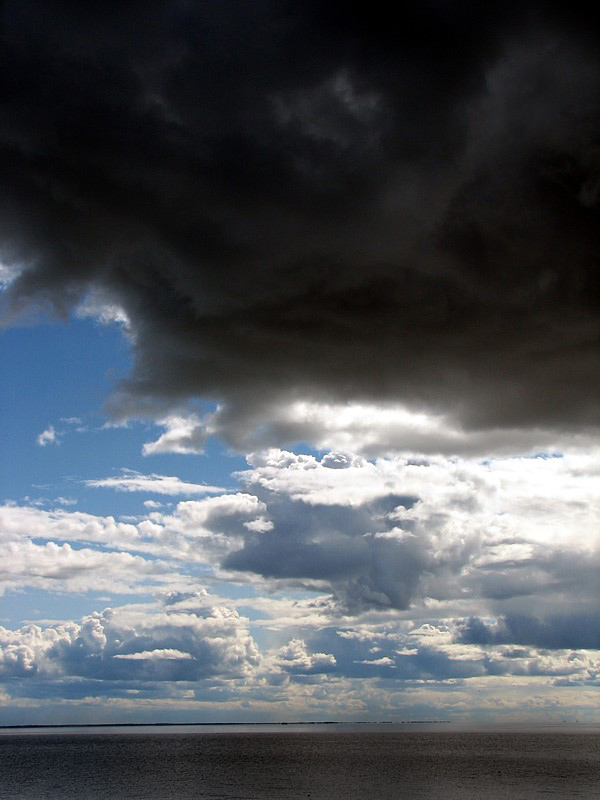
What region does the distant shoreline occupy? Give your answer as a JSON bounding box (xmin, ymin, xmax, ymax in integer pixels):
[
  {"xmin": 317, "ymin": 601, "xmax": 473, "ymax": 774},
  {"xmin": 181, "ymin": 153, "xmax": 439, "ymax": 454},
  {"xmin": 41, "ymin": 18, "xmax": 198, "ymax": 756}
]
[{"xmin": 0, "ymin": 720, "xmax": 451, "ymax": 730}]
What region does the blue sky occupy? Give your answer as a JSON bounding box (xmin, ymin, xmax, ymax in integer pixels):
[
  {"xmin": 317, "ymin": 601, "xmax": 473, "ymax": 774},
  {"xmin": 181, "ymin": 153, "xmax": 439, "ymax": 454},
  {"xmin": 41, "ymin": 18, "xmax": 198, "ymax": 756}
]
[
  {"xmin": 0, "ymin": 1, "xmax": 599, "ymax": 726},
  {"xmin": 1, "ymin": 317, "xmax": 246, "ymax": 513}
]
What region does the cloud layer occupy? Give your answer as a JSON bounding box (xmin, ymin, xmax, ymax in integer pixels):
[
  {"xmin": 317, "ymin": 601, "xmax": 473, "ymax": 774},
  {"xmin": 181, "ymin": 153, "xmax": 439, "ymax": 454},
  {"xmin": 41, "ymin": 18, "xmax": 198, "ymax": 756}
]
[
  {"xmin": 2, "ymin": 448, "xmax": 598, "ymax": 622},
  {"xmin": 0, "ymin": 601, "xmax": 259, "ymax": 682},
  {"xmin": 1, "ymin": 446, "xmax": 598, "ymax": 720}
]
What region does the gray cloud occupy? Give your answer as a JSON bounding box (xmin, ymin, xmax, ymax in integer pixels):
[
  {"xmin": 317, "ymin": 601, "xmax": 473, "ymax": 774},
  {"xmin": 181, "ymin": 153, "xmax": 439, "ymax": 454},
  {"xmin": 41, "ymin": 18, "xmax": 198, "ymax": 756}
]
[
  {"xmin": 457, "ymin": 612, "xmax": 600, "ymax": 651},
  {"xmin": 220, "ymin": 450, "xmax": 599, "ymax": 615},
  {"xmin": 1, "ymin": 2, "xmax": 599, "ymax": 451},
  {"xmin": 285, "ymin": 621, "xmax": 599, "ymax": 683}
]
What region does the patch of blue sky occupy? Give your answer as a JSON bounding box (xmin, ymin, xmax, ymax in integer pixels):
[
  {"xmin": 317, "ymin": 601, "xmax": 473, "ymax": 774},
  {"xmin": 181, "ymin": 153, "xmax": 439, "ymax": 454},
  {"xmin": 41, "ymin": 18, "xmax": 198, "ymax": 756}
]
[
  {"xmin": 1, "ymin": 318, "xmax": 129, "ymax": 497},
  {"xmin": 209, "ymin": 580, "xmax": 257, "ymax": 596},
  {"xmin": 1, "ymin": 317, "xmax": 248, "ymax": 517},
  {"xmin": 183, "ymin": 564, "xmax": 216, "ymax": 580},
  {"xmin": 0, "ymin": 587, "xmax": 155, "ymax": 629}
]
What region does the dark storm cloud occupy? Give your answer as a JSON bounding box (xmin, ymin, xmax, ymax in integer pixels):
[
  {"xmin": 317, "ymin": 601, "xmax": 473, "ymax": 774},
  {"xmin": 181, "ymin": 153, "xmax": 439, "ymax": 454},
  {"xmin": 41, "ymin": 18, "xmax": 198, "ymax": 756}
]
[{"xmin": 2, "ymin": 1, "xmax": 599, "ymax": 440}]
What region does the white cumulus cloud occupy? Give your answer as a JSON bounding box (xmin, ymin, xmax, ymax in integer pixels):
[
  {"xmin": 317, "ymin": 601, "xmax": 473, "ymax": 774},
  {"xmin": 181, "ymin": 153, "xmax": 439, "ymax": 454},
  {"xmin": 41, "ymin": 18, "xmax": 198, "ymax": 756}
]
[
  {"xmin": 142, "ymin": 414, "xmax": 211, "ymax": 456},
  {"xmin": 36, "ymin": 425, "xmax": 59, "ymax": 447}
]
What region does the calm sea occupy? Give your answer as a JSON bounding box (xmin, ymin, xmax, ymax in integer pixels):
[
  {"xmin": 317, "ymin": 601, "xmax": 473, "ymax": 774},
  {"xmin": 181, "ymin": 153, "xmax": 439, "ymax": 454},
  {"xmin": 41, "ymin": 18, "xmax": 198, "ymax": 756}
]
[{"xmin": 0, "ymin": 724, "xmax": 598, "ymax": 799}]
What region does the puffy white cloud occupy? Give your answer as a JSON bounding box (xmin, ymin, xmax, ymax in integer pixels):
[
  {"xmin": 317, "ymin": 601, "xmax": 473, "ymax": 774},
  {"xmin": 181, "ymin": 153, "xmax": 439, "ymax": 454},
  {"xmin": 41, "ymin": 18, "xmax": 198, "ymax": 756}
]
[
  {"xmin": 320, "ymin": 450, "xmax": 367, "ymax": 470},
  {"xmin": 0, "ymin": 601, "xmax": 260, "ymax": 683},
  {"xmin": 243, "ymin": 517, "xmax": 274, "ymax": 532},
  {"xmin": 142, "ymin": 413, "xmax": 211, "ymax": 456},
  {"xmin": 113, "ymin": 649, "xmax": 193, "ymax": 660},
  {"xmin": 36, "ymin": 425, "xmax": 58, "ymax": 447},
  {"xmin": 275, "ymin": 638, "xmax": 337, "ymax": 674}
]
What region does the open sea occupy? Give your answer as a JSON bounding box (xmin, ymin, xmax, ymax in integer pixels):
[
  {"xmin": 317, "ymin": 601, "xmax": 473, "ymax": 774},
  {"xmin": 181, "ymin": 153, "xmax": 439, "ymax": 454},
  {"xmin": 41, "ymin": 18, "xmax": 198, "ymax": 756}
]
[{"xmin": 0, "ymin": 723, "xmax": 598, "ymax": 799}]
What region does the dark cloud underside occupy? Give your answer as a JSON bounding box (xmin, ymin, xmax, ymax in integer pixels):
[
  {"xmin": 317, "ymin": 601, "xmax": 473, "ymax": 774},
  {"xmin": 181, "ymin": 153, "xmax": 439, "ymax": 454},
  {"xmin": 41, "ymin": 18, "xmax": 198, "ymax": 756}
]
[{"xmin": 2, "ymin": 1, "xmax": 599, "ymax": 440}]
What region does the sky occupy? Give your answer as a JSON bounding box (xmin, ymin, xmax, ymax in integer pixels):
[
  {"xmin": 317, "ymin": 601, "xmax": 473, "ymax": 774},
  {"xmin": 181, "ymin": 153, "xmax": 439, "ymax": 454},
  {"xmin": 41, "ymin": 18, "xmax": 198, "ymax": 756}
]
[{"xmin": 0, "ymin": 1, "xmax": 598, "ymax": 725}]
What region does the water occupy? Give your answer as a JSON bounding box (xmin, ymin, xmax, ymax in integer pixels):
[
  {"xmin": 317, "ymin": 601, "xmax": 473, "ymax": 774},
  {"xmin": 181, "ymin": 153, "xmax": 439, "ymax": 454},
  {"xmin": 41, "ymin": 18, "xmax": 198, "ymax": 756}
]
[{"xmin": 0, "ymin": 725, "xmax": 598, "ymax": 799}]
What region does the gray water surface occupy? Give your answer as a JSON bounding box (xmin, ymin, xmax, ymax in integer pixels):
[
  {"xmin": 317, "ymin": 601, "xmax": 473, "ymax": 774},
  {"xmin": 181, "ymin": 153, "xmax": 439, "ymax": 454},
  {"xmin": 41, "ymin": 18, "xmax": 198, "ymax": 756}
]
[{"xmin": 0, "ymin": 727, "xmax": 598, "ymax": 799}]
